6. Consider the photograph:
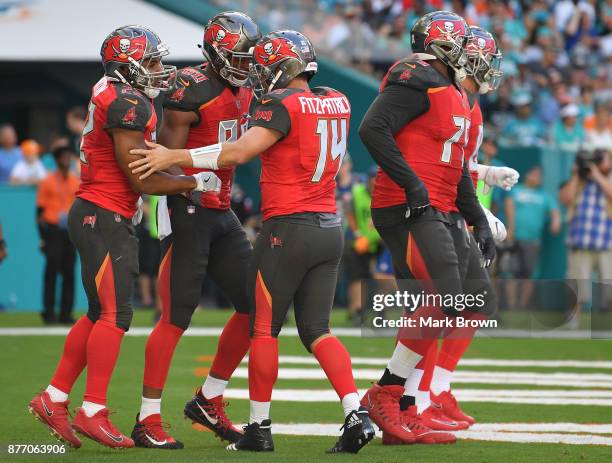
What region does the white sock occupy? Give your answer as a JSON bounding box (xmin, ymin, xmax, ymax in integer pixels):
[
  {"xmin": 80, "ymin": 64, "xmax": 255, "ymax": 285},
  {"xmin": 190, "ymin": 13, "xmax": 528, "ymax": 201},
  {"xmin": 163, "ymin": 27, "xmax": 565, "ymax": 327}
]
[
  {"xmin": 415, "ymin": 390, "xmax": 431, "ymax": 414},
  {"xmin": 202, "ymin": 376, "xmax": 228, "ymax": 400},
  {"xmin": 45, "ymin": 385, "xmax": 68, "ymax": 403},
  {"xmin": 430, "ymin": 366, "xmax": 453, "ymax": 396},
  {"xmin": 341, "ymin": 392, "xmax": 360, "ymax": 417},
  {"xmin": 249, "ymin": 400, "xmax": 270, "ymax": 424},
  {"xmin": 139, "ymin": 397, "xmax": 161, "ymax": 420},
  {"xmin": 387, "ymin": 343, "xmax": 423, "ymax": 379},
  {"xmin": 81, "ymin": 401, "xmax": 105, "ymax": 417},
  {"xmin": 403, "ymin": 368, "xmax": 424, "ymax": 399}
]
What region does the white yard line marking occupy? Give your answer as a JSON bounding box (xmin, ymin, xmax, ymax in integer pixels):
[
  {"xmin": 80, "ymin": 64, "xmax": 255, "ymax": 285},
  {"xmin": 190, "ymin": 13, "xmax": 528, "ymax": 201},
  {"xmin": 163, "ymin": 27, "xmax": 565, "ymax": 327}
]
[
  {"xmin": 262, "ymin": 356, "xmax": 612, "ymax": 369},
  {"xmin": 223, "ymin": 388, "xmax": 612, "ymax": 406},
  {"xmin": 271, "ymin": 423, "xmax": 612, "ymax": 445},
  {"xmin": 2, "ymin": 326, "xmax": 611, "ymax": 339},
  {"xmin": 228, "ymin": 367, "xmax": 612, "ymax": 388},
  {"xmin": 474, "ymin": 423, "xmax": 612, "ymax": 433}
]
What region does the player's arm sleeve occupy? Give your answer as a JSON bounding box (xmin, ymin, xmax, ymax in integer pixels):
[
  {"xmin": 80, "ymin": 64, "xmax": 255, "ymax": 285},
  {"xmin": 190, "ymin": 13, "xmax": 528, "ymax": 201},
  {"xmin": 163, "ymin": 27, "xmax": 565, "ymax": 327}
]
[
  {"xmin": 105, "ymin": 97, "xmax": 151, "ymax": 132},
  {"xmin": 248, "ymin": 99, "xmax": 291, "ymax": 137},
  {"xmin": 455, "ymin": 164, "xmax": 487, "ymax": 226},
  {"xmin": 358, "ymin": 84, "xmax": 429, "ymax": 189}
]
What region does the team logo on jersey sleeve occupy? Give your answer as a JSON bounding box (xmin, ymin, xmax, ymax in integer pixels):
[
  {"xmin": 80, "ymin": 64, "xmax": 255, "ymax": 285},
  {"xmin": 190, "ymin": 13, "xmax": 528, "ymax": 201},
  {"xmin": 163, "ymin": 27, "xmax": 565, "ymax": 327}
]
[
  {"xmin": 122, "ymin": 106, "xmax": 137, "ymax": 124},
  {"xmin": 255, "ymin": 38, "xmax": 299, "ymax": 65},
  {"xmin": 399, "ymin": 69, "xmax": 413, "ymax": 81},
  {"xmin": 169, "ymin": 86, "xmax": 185, "ymax": 103},
  {"xmin": 254, "ymin": 110, "xmax": 272, "ymax": 122},
  {"xmin": 205, "ymin": 24, "xmax": 241, "ymax": 50},
  {"xmin": 103, "ymin": 33, "xmax": 146, "ymax": 63}
]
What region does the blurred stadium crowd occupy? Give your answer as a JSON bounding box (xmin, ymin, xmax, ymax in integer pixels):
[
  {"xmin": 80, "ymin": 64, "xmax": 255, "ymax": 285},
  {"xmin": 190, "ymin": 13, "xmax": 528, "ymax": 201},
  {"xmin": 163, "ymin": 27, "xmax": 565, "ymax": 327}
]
[{"xmin": 1, "ymin": 0, "xmax": 611, "ymax": 324}]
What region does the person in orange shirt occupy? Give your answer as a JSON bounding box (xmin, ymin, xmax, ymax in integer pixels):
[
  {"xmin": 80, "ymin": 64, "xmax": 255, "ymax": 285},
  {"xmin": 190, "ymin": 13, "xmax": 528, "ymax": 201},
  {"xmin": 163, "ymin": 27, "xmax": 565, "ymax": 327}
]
[{"xmin": 37, "ymin": 145, "xmax": 80, "ymax": 324}]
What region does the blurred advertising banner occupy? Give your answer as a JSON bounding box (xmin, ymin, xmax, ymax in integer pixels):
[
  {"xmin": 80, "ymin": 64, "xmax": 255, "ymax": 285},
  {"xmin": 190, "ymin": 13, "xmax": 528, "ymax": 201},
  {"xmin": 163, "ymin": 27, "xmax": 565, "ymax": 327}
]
[{"xmin": 0, "ymin": 0, "xmax": 203, "ymax": 61}]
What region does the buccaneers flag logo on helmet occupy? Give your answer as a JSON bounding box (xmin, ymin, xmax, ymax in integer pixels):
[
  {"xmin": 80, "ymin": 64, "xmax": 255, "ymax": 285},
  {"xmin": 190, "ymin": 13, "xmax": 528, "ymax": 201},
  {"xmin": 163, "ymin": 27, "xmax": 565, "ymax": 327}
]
[
  {"xmin": 205, "ymin": 24, "xmax": 241, "ymax": 50},
  {"xmin": 103, "ymin": 33, "xmax": 146, "ymax": 63},
  {"xmin": 424, "ymin": 19, "xmax": 467, "ymax": 47},
  {"xmin": 467, "ymin": 34, "xmax": 496, "ymax": 57},
  {"xmin": 255, "ymin": 38, "xmax": 300, "ymax": 66}
]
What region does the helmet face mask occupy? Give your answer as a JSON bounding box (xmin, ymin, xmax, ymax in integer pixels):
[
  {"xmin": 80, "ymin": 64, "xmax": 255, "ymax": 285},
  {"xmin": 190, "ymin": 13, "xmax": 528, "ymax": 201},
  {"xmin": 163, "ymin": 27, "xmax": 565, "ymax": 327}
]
[
  {"xmin": 465, "ymin": 27, "xmax": 504, "ymax": 94},
  {"xmin": 248, "ymin": 63, "xmax": 276, "ymax": 100},
  {"xmin": 249, "ymin": 31, "xmax": 317, "ymax": 100},
  {"xmin": 217, "ymin": 48, "xmax": 253, "ymax": 86},
  {"xmin": 101, "ymin": 26, "xmax": 177, "ymax": 98},
  {"xmin": 201, "ymin": 12, "xmax": 261, "ymax": 87}
]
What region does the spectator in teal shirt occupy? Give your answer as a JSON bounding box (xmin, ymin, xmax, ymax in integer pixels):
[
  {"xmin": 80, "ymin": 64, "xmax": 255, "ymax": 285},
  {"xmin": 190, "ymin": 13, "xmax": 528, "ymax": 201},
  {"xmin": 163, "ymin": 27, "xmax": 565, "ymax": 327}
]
[
  {"xmin": 500, "ymin": 94, "xmax": 547, "ymax": 148},
  {"xmin": 504, "ymin": 166, "xmax": 561, "ymax": 308},
  {"xmin": 552, "ymin": 104, "xmax": 586, "ymax": 181}
]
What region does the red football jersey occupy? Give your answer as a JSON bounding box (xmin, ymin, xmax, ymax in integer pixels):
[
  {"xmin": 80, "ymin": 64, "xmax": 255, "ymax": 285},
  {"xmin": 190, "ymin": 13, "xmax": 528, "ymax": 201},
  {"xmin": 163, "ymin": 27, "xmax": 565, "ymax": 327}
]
[
  {"xmin": 164, "ymin": 64, "xmax": 251, "ymax": 210},
  {"xmin": 371, "ymin": 58, "xmax": 471, "ymax": 213},
  {"xmin": 465, "ymin": 97, "xmax": 483, "ymax": 187},
  {"xmin": 249, "ymin": 87, "xmax": 350, "ymax": 221},
  {"xmin": 78, "ymin": 77, "xmax": 157, "ymax": 218}
]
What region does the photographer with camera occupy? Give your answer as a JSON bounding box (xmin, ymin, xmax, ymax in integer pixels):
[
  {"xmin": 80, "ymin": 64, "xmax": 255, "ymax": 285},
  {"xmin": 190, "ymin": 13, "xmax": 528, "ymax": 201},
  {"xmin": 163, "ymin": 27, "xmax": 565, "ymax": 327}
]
[{"xmin": 559, "ymin": 148, "xmax": 612, "ymax": 326}]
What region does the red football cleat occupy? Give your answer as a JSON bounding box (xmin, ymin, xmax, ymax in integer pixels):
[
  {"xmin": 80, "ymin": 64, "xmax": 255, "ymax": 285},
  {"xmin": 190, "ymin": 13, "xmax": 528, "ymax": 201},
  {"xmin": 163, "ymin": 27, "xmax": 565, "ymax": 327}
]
[
  {"xmin": 419, "ymin": 405, "xmax": 469, "ymax": 431},
  {"xmin": 184, "ymin": 388, "xmax": 242, "ymax": 443},
  {"xmin": 28, "ymin": 391, "xmax": 82, "ymax": 448},
  {"xmin": 382, "ymin": 406, "xmax": 456, "ymax": 445},
  {"xmin": 72, "ymin": 407, "xmax": 134, "ymax": 449},
  {"xmin": 131, "ymin": 414, "xmax": 184, "ymax": 449},
  {"xmin": 360, "ymin": 384, "xmax": 415, "ymax": 444},
  {"xmin": 431, "ymin": 390, "xmax": 475, "ymax": 426}
]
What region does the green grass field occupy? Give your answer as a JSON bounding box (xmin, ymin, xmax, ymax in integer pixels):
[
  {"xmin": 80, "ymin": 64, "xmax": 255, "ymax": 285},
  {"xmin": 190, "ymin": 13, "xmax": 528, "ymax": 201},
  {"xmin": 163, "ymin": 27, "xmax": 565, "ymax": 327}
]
[{"xmin": 1, "ymin": 309, "xmax": 611, "ymax": 462}]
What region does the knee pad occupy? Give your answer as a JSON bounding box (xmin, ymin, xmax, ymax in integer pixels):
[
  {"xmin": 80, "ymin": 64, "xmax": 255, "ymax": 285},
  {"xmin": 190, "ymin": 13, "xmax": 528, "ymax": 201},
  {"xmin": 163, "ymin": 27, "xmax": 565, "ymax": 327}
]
[
  {"xmin": 167, "ymin": 304, "xmax": 197, "ymax": 331},
  {"xmin": 298, "ymin": 324, "xmax": 330, "ymax": 352},
  {"xmin": 115, "ymin": 309, "xmax": 134, "ymax": 332}
]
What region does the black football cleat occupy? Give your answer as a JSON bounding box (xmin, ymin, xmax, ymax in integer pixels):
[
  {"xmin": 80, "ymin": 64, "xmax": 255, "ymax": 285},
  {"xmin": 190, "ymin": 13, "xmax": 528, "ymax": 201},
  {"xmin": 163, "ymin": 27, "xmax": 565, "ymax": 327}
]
[
  {"xmin": 131, "ymin": 414, "xmax": 184, "ymax": 449},
  {"xmin": 326, "ymin": 407, "xmax": 375, "ymax": 454},
  {"xmin": 226, "ymin": 420, "xmax": 274, "ymax": 452},
  {"xmin": 184, "ymin": 388, "xmax": 242, "ymax": 443}
]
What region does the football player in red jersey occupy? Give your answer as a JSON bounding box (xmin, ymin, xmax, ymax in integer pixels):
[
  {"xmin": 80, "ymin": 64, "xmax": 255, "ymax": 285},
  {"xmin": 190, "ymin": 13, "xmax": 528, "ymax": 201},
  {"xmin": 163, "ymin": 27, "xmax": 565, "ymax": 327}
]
[
  {"xmin": 130, "ymin": 12, "xmax": 261, "ymax": 449},
  {"xmin": 28, "ymin": 26, "xmax": 221, "ymax": 450},
  {"xmin": 418, "ymin": 26, "xmax": 518, "ymax": 428},
  {"xmin": 357, "ymin": 11, "xmax": 496, "ymax": 445},
  {"xmin": 129, "ymin": 30, "xmax": 375, "ymax": 454}
]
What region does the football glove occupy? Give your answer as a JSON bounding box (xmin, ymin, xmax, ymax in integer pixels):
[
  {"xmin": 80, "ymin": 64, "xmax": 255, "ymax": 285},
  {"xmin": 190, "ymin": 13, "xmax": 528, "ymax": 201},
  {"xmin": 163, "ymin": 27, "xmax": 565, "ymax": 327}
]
[
  {"xmin": 472, "ymin": 219, "xmax": 496, "ymax": 268},
  {"xmin": 405, "ymin": 181, "xmax": 430, "ymax": 219},
  {"xmin": 192, "ymin": 172, "xmax": 222, "ymax": 193},
  {"xmin": 478, "ymin": 165, "xmax": 519, "ymax": 193},
  {"xmin": 482, "ymin": 204, "xmax": 507, "ymax": 243}
]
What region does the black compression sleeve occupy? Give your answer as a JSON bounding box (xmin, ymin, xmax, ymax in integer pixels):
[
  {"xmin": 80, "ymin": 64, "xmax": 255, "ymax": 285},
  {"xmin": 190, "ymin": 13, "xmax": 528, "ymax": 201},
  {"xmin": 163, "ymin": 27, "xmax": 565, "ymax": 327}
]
[
  {"xmin": 358, "ymin": 84, "xmax": 430, "ymax": 189},
  {"xmin": 455, "ymin": 164, "xmax": 486, "ymax": 226}
]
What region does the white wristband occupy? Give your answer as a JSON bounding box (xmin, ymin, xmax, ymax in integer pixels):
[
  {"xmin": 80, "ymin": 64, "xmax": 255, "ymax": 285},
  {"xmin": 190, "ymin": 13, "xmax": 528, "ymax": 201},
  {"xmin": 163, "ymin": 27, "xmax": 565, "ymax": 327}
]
[{"xmin": 189, "ymin": 143, "xmax": 221, "ymax": 170}]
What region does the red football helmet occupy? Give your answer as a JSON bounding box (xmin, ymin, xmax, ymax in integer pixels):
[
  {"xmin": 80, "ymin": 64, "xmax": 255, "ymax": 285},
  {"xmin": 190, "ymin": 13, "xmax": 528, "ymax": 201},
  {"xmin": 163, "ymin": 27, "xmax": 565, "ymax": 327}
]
[
  {"xmin": 200, "ymin": 11, "xmax": 261, "ymax": 87},
  {"xmin": 101, "ymin": 25, "xmax": 176, "ymax": 98},
  {"xmin": 410, "ymin": 11, "xmax": 471, "ymax": 81},
  {"xmin": 465, "ymin": 26, "xmax": 503, "ymax": 94}
]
